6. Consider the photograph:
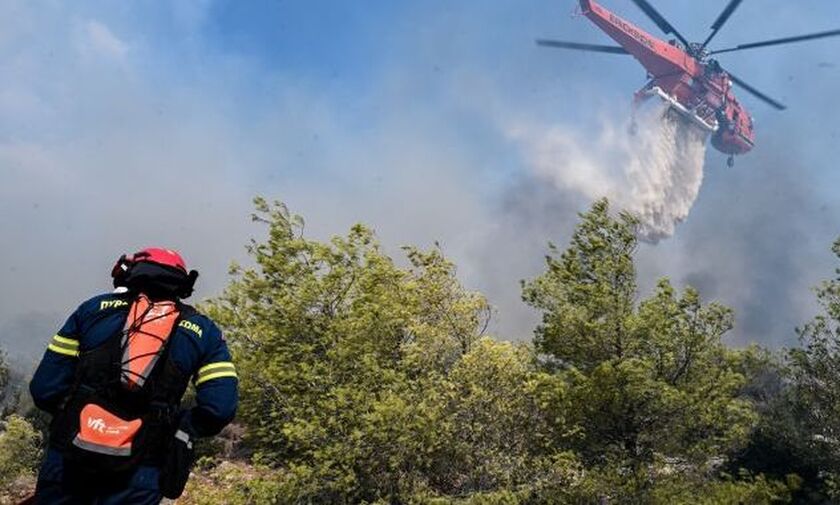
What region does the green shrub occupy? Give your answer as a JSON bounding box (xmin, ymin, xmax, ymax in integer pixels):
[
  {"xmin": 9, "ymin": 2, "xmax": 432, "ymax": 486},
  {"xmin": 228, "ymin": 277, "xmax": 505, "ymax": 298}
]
[{"xmin": 0, "ymin": 415, "xmax": 42, "ymax": 485}]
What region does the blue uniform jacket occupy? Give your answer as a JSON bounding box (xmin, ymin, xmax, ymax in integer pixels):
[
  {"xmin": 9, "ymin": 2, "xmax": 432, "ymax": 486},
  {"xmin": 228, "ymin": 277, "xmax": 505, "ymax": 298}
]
[{"xmin": 30, "ymin": 291, "xmax": 239, "ymax": 439}]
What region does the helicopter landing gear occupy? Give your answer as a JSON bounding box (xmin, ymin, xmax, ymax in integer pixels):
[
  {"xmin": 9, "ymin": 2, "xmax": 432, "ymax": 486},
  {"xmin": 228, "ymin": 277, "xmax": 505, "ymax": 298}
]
[{"xmin": 727, "ymin": 155, "xmax": 735, "ymax": 168}]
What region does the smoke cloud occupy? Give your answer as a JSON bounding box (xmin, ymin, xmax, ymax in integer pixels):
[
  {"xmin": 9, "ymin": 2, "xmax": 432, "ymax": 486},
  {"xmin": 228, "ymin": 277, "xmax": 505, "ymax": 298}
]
[{"xmin": 1, "ymin": 0, "xmax": 839, "ymax": 364}]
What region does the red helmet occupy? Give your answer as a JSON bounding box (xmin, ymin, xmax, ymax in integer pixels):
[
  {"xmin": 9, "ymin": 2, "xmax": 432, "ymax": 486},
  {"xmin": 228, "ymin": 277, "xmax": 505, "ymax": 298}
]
[
  {"xmin": 111, "ymin": 247, "xmax": 198, "ymax": 298},
  {"xmin": 132, "ymin": 247, "xmax": 188, "ymax": 273}
]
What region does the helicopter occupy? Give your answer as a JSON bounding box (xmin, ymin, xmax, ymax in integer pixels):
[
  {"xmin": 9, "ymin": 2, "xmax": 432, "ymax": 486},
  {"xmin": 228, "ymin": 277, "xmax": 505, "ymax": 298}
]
[{"xmin": 537, "ymin": 0, "xmax": 840, "ymax": 167}]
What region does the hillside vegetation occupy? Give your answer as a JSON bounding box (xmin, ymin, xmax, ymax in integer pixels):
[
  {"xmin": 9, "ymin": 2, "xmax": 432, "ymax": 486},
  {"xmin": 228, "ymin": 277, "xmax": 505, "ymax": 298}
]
[{"xmin": 4, "ymin": 198, "xmax": 840, "ymax": 503}]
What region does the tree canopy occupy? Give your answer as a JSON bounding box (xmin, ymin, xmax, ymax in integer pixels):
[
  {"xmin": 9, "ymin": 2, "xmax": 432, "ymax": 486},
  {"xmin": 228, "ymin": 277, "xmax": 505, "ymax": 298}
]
[
  {"xmin": 192, "ymin": 198, "xmax": 797, "ymax": 503},
  {"xmin": 9, "ymin": 197, "xmax": 840, "ymax": 503}
]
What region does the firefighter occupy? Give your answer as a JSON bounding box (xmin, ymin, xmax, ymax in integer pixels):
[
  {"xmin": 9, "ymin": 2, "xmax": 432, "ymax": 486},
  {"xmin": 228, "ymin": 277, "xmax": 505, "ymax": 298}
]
[{"xmin": 29, "ymin": 248, "xmax": 238, "ymax": 504}]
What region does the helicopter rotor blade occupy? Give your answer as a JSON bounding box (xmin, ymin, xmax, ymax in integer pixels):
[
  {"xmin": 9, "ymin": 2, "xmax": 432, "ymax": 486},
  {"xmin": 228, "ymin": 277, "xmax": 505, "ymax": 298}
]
[
  {"xmin": 710, "ymin": 28, "xmax": 840, "ymax": 54},
  {"xmin": 727, "ymin": 72, "xmax": 786, "ymax": 110},
  {"xmin": 701, "ymin": 0, "xmax": 744, "ymax": 50},
  {"xmin": 535, "ymin": 39, "xmax": 629, "ymax": 54},
  {"xmin": 629, "ymin": 0, "xmax": 691, "ymax": 48}
]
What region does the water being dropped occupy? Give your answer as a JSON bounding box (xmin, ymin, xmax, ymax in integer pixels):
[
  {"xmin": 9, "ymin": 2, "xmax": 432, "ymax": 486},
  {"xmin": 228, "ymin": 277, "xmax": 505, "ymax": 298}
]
[
  {"xmin": 511, "ymin": 101, "xmax": 710, "ymax": 242},
  {"xmin": 625, "ymin": 103, "xmax": 710, "ymax": 242}
]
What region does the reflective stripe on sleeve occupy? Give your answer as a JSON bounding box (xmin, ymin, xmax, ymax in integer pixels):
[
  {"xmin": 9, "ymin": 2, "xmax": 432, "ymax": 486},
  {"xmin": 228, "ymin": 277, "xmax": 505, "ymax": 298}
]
[
  {"xmin": 47, "ymin": 335, "xmax": 80, "ymax": 357},
  {"xmin": 195, "ymin": 361, "xmax": 237, "ymax": 386}
]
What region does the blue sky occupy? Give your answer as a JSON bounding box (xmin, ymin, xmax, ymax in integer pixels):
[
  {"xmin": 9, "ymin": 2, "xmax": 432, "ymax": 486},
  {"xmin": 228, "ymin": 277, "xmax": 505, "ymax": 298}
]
[{"xmin": 2, "ymin": 0, "xmax": 840, "ymax": 361}]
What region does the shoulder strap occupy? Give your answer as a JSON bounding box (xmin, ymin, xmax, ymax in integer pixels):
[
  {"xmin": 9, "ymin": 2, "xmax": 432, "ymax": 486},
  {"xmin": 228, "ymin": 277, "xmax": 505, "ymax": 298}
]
[{"xmin": 143, "ymin": 301, "xmax": 196, "ymax": 392}]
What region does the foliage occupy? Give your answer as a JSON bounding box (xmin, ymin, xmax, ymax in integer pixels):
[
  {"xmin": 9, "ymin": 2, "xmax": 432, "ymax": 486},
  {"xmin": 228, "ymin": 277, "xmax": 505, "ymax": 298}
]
[
  {"xmin": 645, "ymin": 470, "xmax": 797, "ymax": 505},
  {"xmin": 12, "ymin": 196, "xmax": 840, "ymax": 503},
  {"xmin": 0, "ymin": 415, "xmax": 42, "ymax": 487},
  {"xmin": 735, "ymin": 237, "xmax": 840, "ymax": 502},
  {"xmin": 204, "ymin": 198, "xmax": 577, "ymax": 502},
  {"xmin": 787, "ymin": 240, "xmax": 840, "ymax": 466},
  {"xmin": 523, "ymin": 199, "xmax": 639, "ymax": 371},
  {"xmin": 161, "ymin": 197, "xmax": 809, "ymax": 503},
  {"xmin": 179, "ymin": 460, "xmax": 286, "ymax": 505},
  {"xmin": 522, "ymin": 199, "xmax": 761, "ymax": 494}
]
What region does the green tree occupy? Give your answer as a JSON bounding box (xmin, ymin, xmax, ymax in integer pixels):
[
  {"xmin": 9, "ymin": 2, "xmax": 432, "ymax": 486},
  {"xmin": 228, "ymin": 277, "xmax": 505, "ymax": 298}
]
[
  {"xmin": 429, "ymin": 338, "xmax": 577, "ymax": 497},
  {"xmin": 756, "ymin": 238, "xmax": 840, "ymax": 502},
  {"xmin": 523, "ymin": 199, "xmax": 638, "ymax": 371},
  {"xmin": 725, "ymin": 348, "xmax": 824, "ymax": 503},
  {"xmin": 788, "ymin": 240, "xmax": 840, "ymax": 461},
  {"xmin": 0, "ymin": 414, "xmax": 42, "ymax": 489},
  {"xmin": 195, "ymin": 197, "xmax": 793, "ymax": 504},
  {"xmin": 522, "ymin": 199, "xmax": 763, "ymax": 499},
  {"xmin": 205, "ymin": 199, "xmax": 576, "ymax": 503}
]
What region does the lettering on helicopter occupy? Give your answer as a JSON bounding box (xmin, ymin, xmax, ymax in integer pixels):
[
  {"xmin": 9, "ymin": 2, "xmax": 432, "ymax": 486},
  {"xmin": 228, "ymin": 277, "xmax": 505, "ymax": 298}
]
[{"xmin": 608, "ymin": 13, "xmax": 655, "ymax": 50}]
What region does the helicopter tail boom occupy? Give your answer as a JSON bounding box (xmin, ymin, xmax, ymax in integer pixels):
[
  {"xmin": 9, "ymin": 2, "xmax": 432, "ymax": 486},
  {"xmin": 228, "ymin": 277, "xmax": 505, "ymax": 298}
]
[{"xmin": 579, "ymin": 0, "xmax": 698, "ymax": 79}]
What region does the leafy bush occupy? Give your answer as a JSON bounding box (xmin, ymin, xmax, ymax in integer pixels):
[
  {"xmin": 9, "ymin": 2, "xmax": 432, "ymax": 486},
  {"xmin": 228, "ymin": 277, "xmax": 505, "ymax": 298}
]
[
  {"xmin": 0, "ymin": 415, "xmax": 42, "ymax": 486},
  {"xmin": 197, "ymin": 198, "xmax": 793, "ymax": 503}
]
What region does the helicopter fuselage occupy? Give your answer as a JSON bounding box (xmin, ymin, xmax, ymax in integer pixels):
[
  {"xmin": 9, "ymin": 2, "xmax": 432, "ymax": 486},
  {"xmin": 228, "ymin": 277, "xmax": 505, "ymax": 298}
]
[{"xmin": 580, "ymin": 0, "xmax": 755, "ymax": 156}]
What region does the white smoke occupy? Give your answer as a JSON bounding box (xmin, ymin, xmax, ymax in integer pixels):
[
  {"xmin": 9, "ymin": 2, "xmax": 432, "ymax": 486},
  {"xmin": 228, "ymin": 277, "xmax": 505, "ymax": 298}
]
[{"xmin": 510, "ymin": 102, "xmax": 709, "ymax": 241}]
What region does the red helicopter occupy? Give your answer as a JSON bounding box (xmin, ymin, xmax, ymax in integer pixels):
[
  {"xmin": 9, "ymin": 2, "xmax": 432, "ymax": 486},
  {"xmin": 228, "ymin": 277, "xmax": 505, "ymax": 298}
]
[{"xmin": 538, "ymin": 0, "xmax": 840, "ymax": 166}]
